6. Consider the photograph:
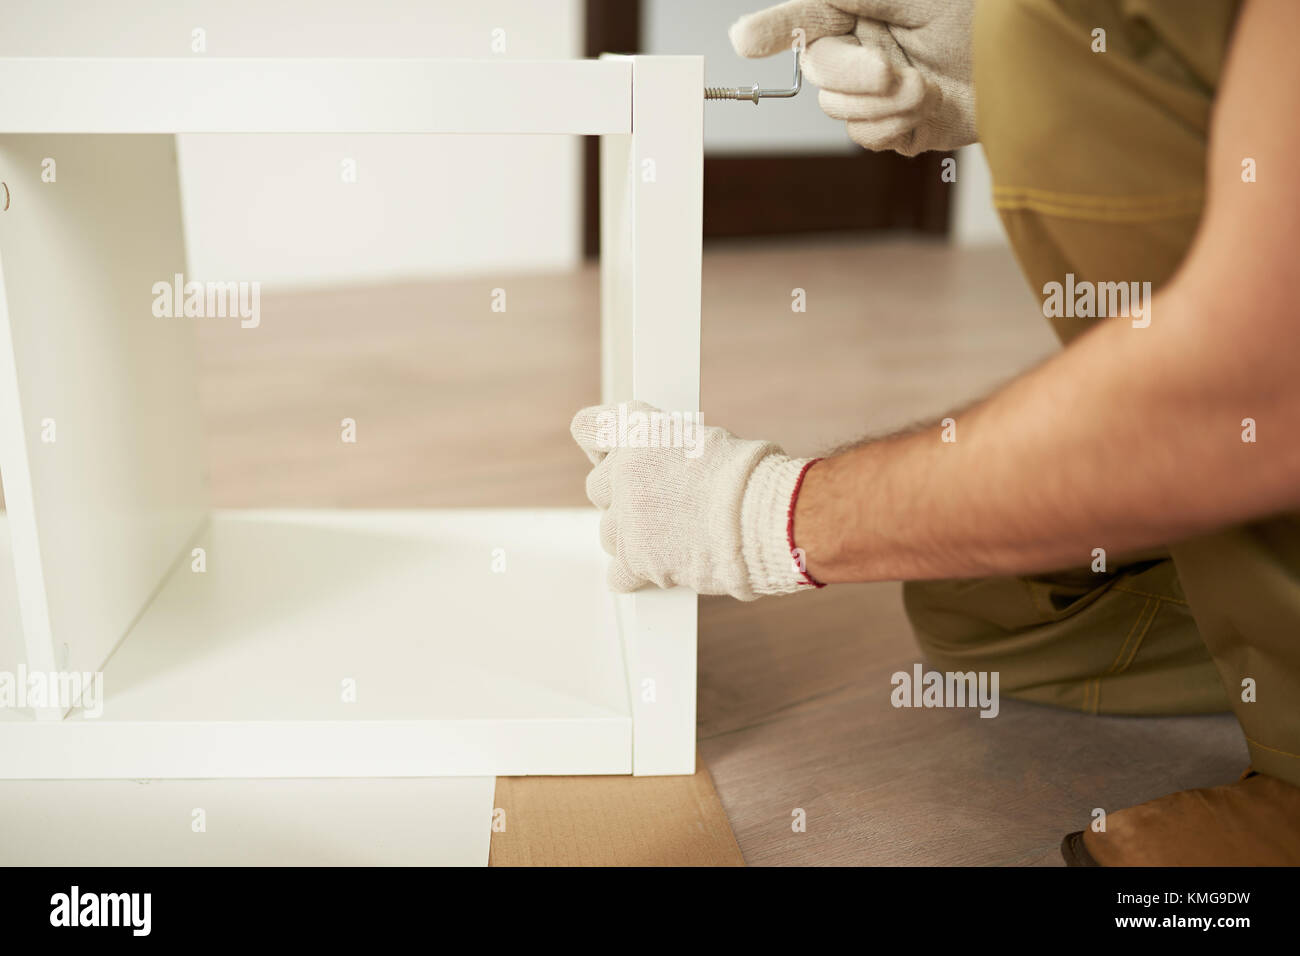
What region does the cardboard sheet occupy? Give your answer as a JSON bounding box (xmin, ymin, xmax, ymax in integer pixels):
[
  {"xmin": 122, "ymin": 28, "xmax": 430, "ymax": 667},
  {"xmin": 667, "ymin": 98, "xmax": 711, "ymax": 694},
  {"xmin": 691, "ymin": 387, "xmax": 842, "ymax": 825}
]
[{"xmin": 490, "ymin": 755, "xmax": 743, "ymax": 866}]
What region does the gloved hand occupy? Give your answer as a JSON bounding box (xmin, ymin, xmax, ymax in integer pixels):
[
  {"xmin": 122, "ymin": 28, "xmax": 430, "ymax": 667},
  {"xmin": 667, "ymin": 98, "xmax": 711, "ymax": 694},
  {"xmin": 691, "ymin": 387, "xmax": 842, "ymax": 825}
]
[
  {"xmin": 570, "ymin": 401, "xmax": 822, "ymax": 600},
  {"xmin": 729, "ymin": 0, "xmax": 976, "ymax": 155}
]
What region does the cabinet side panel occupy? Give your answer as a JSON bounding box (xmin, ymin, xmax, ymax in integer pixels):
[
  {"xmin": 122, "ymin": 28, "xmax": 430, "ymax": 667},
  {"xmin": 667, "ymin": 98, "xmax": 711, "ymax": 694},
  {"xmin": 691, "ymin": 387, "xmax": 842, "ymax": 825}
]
[
  {"xmin": 0, "ymin": 510, "xmax": 27, "ymax": 688},
  {"xmin": 599, "ymin": 131, "xmax": 634, "ymax": 405},
  {"xmin": 600, "ymin": 57, "xmax": 702, "ymax": 775},
  {"xmin": 0, "ymin": 135, "xmax": 207, "ymax": 707}
]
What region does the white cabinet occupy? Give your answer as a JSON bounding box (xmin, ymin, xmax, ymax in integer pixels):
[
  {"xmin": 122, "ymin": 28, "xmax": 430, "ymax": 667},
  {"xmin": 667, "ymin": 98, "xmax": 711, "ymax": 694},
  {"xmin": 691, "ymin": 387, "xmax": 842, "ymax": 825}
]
[{"xmin": 0, "ymin": 56, "xmax": 701, "ymax": 777}]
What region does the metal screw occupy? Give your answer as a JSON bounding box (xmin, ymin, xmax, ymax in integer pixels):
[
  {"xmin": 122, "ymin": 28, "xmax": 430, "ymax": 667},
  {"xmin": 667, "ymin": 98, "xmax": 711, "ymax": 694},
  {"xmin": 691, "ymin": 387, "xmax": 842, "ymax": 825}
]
[{"xmin": 705, "ymin": 50, "xmax": 802, "ymax": 104}]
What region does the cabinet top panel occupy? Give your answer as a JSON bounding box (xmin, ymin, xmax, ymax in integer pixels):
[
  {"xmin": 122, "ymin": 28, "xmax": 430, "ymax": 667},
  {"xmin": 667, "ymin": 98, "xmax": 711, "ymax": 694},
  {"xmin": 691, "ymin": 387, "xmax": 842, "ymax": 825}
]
[{"xmin": 0, "ymin": 58, "xmax": 633, "ymax": 135}]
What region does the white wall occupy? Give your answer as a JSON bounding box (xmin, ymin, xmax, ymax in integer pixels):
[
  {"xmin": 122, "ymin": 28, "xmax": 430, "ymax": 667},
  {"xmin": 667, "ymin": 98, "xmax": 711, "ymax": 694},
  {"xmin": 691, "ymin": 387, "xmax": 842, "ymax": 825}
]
[{"xmin": 0, "ymin": 0, "xmax": 583, "ymax": 287}]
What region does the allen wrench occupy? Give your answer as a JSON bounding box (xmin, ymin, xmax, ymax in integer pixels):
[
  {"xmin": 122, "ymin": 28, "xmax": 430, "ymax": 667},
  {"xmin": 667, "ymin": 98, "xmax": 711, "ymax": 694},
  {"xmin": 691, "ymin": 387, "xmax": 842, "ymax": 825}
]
[{"xmin": 705, "ymin": 50, "xmax": 802, "ymax": 104}]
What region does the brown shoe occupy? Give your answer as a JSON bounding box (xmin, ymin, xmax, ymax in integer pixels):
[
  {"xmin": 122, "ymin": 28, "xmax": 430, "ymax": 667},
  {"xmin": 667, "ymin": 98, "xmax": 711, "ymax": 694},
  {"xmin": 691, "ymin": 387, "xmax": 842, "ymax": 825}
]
[{"xmin": 1062, "ymin": 770, "xmax": 1300, "ymax": 866}]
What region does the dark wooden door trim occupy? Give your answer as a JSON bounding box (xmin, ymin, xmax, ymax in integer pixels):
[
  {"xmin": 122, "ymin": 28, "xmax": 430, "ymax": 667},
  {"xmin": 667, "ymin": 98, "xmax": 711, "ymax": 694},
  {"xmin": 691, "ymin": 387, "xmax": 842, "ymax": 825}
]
[{"xmin": 701, "ymin": 151, "xmax": 950, "ymax": 238}]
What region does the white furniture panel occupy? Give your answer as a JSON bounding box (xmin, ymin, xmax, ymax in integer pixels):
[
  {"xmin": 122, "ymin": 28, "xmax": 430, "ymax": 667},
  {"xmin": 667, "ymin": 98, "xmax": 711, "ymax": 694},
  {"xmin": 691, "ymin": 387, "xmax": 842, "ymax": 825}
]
[
  {"xmin": 0, "ymin": 135, "xmax": 208, "ymax": 714},
  {"xmin": 0, "ymin": 514, "xmax": 26, "ymax": 679},
  {"xmin": 0, "ymin": 776, "xmax": 495, "ymax": 866},
  {"xmin": 0, "ymin": 510, "xmax": 632, "ymax": 778},
  {"xmin": 600, "ymin": 56, "xmax": 702, "ymax": 775},
  {"xmin": 0, "ymin": 59, "xmax": 632, "ymax": 135}
]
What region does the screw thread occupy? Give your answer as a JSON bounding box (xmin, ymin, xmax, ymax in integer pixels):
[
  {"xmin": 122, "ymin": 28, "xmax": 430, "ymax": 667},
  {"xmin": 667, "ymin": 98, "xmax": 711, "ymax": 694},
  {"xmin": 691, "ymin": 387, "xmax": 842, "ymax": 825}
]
[{"xmin": 704, "ymin": 85, "xmax": 758, "ymax": 103}]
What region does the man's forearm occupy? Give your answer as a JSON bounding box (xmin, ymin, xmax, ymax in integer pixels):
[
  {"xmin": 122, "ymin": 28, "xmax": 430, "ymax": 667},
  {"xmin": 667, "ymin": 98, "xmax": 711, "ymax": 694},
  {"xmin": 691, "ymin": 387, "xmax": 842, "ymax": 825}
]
[
  {"xmin": 793, "ymin": 0, "xmax": 1300, "ymax": 587},
  {"xmin": 794, "ymin": 284, "xmax": 1300, "ymax": 584}
]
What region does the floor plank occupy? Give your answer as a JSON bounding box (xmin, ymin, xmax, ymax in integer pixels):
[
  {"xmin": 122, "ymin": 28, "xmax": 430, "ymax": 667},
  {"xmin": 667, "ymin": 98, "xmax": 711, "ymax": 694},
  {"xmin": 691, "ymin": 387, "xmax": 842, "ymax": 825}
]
[{"xmin": 698, "ymin": 588, "xmax": 1245, "ymax": 867}]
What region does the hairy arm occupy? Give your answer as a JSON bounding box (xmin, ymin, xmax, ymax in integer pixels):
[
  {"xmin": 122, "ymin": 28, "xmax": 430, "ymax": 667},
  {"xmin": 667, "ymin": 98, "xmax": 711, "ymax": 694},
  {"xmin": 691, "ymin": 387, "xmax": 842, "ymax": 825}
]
[{"xmin": 794, "ymin": 0, "xmax": 1300, "ymax": 584}]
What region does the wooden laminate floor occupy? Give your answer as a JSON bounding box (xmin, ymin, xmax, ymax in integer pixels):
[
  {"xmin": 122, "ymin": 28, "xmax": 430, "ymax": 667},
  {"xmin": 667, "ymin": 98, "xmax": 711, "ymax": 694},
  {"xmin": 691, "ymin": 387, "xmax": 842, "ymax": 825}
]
[{"xmin": 192, "ymin": 235, "xmax": 1249, "ymax": 865}]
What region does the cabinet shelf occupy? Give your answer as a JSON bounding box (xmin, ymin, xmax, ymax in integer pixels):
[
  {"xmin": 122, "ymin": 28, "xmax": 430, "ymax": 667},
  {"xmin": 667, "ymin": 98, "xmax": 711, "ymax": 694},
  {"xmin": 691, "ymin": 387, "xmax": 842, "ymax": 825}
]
[{"xmin": 0, "ymin": 509, "xmax": 633, "ymax": 778}]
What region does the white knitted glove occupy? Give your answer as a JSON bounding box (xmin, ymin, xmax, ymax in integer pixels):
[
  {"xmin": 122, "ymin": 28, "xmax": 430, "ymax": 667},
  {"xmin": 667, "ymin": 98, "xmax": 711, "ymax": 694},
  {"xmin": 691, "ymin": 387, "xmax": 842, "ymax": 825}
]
[
  {"xmin": 729, "ymin": 0, "xmax": 976, "ymax": 155},
  {"xmin": 570, "ymin": 402, "xmax": 822, "ymax": 600}
]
